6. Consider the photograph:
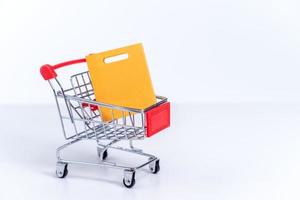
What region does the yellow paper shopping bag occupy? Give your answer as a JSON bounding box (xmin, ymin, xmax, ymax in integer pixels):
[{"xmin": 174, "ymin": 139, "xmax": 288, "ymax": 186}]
[{"xmin": 86, "ymin": 43, "xmax": 156, "ymax": 121}]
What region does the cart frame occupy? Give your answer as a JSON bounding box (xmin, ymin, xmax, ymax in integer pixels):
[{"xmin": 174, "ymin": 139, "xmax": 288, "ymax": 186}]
[{"xmin": 40, "ymin": 58, "xmax": 170, "ymax": 188}]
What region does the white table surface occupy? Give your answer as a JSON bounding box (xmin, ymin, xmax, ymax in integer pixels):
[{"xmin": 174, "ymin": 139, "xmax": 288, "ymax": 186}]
[{"xmin": 1, "ymin": 103, "xmax": 300, "ymax": 200}]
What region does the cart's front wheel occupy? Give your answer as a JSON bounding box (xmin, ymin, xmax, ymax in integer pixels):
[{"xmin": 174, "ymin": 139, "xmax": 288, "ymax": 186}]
[
  {"xmin": 56, "ymin": 162, "xmax": 68, "ymax": 178},
  {"xmin": 123, "ymin": 177, "xmax": 136, "ymax": 188},
  {"xmin": 123, "ymin": 170, "xmax": 136, "ymax": 188}
]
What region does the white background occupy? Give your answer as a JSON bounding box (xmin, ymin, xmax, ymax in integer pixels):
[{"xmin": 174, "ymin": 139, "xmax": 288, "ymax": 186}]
[
  {"xmin": 1, "ymin": 0, "xmax": 300, "ymax": 200},
  {"xmin": 0, "ymin": 0, "xmax": 300, "ymax": 104}
]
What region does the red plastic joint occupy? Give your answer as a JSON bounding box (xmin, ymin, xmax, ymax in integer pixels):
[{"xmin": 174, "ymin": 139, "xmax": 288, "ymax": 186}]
[
  {"xmin": 40, "ymin": 64, "xmax": 57, "ymax": 80},
  {"xmin": 146, "ymin": 102, "xmax": 170, "ymax": 137},
  {"xmin": 82, "ymin": 100, "xmax": 98, "ymax": 111}
]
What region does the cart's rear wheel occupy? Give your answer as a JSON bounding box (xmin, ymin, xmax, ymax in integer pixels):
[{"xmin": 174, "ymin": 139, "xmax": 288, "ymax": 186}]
[
  {"xmin": 149, "ymin": 159, "xmax": 160, "ymax": 174},
  {"xmin": 97, "ymin": 147, "xmax": 108, "ymax": 160},
  {"xmin": 102, "ymin": 150, "xmax": 108, "ymax": 160},
  {"xmin": 123, "ymin": 170, "xmax": 136, "ymax": 188},
  {"xmin": 56, "ymin": 162, "xmax": 68, "ymax": 178}
]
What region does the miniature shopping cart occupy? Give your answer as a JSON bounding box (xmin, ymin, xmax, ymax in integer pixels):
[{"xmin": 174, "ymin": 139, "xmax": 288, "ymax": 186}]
[{"xmin": 40, "ymin": 58, "xmax": 170, "ymax": 188}]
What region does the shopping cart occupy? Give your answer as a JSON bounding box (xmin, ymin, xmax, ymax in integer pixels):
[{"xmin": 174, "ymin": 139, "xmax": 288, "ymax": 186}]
[{"xmin": 40, "ymin": 58, "xmax": 170, "ymax": 188}]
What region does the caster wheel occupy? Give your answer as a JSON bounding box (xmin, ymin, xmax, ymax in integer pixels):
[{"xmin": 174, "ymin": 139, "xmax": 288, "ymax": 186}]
[
  {"xmin": 97, "ymin": 147, "xmax": 108, "ymax": 160},
  {"xmin": 149, "ymin": 159, "xmax": 160, "ymax": 174},
  {"xmin": 56, "ymin": 162, "xmax": 68, "ymax": 178},
  {"xmin": 123, "ymin": 170, "xmax": 136, "ymax": 188},
  {"xmin": 101, "ymin": 150, "xmax": 108, "ymax": 160},
  {"xmin": 123, "ymin": 177, "xmax": 136, "ymax": 188}
]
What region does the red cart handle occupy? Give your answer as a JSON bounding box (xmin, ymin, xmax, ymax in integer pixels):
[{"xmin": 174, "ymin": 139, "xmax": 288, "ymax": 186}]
[{"xmin": 40, "ymin": 58, "xmax": 86, "ymax": 80}]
